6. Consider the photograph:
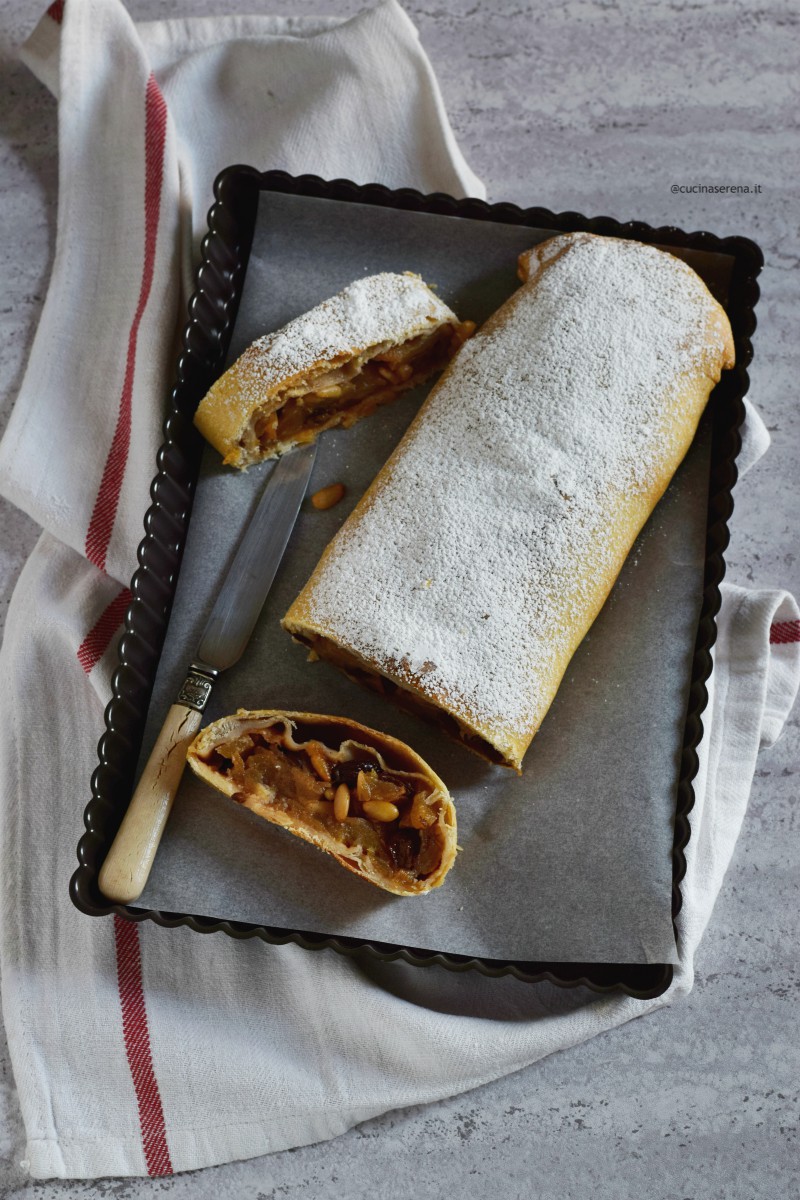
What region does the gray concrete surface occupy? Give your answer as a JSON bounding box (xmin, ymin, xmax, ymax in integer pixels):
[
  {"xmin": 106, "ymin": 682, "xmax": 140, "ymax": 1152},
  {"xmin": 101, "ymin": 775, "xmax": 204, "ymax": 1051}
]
[{"xmin": 1, "ymin": 0, "xmax": 798, "ymax": 1196}]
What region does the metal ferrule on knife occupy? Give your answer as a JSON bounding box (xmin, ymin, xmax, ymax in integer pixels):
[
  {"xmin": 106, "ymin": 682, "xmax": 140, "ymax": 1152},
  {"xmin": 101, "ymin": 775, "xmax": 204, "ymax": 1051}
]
[{"xmin": 176, "ymin": 664, "xmax": 220, "ymax": 713}]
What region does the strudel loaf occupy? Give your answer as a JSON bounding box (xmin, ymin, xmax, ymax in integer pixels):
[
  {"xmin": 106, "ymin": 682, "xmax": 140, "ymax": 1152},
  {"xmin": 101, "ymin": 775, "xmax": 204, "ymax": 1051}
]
[
  {"xmin": 282, "ymin": 233, "xmax": 736, "ymax": 771},
  {"xmin": 194, "ymin": 273, "xmax": 472, "ymax": 468},
  {"xmin": 188, "ymin": 711, "xmax": 457, "ymax": 895}
]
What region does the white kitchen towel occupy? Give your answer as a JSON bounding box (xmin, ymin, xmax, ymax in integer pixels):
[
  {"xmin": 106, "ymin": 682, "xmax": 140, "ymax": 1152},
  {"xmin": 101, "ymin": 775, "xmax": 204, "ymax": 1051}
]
[
  {"xmin": 0, "ymin": 0, "xmax": 798, "ymax": 1182},
  {"xmin": 2, "ymin": 543, "xmax": 797, "ymax": 1179},
  {"xmin": 2, "ymin": 0, "xmax": 482, "ymax": 587}
]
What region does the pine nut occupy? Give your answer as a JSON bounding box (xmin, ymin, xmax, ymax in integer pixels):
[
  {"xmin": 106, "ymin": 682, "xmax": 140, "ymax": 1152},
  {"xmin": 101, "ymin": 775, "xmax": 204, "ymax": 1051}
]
[
  {"xmin": 314, "ymin": 385, "xmax": 343, "ymax": 399},
  {"xmin": 362, "ymin": 800, "xmax": 400, "ymax": 823},
  {"xmin": 311, "ymin": 482, "xmax": 346, "ymax": 511},
  {"xmin": 333, "ymin": 783, "xmax": 350, "ymax": 821},
  {"xmin": 307, "ymin": 743, "xmax": 332, "ymax": 781},
  {"xmin": 356, "ymin": 770, "xmax": 370, "ymax": 805}
]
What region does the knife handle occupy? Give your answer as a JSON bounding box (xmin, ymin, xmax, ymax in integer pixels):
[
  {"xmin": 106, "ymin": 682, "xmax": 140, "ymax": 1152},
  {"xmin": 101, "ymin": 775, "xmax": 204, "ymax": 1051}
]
[{"xmin": 99, "ymin": 668, "xmax": 215, "ymax": 904}]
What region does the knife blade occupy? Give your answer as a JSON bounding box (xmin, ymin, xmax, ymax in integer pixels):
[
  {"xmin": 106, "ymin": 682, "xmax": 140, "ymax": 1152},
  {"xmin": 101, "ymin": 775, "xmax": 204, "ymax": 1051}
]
[
  {"xmin": 198, "ymin": 443, "xmax": 318, "ymax": 673},
  {"xmin": 98, "ymin": 442, "xmax": 318, "ymax": 904}
]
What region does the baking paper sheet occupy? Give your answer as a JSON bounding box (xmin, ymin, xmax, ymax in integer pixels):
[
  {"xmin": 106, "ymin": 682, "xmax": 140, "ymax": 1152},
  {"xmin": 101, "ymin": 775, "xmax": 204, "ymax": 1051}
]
[{"xmin": 136, "ymin": 191, "xmax": 733, "ymax": 964}]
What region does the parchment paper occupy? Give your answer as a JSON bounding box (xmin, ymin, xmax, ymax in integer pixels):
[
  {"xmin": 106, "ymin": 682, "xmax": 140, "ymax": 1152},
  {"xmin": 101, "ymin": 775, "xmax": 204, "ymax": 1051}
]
[{"xmin": 136, "ymin": 192, "xmax": 733, "ymax": 964}]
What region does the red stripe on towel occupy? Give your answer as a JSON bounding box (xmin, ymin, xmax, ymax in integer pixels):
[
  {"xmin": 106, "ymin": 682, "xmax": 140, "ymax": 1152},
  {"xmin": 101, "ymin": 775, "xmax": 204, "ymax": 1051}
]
[
  {"xmin": 76, "ymin": 587, "xmax": 132, "ymax": 675},
  {"xmin": 85, "ymin": 74, "xmax": 168, "ymax": 571},
  {"xmin": 47, "ymin": 0, "xmax": 64, "ymax": 23},
  {"xmin": 770, "ymin": 619, "xmax": 800, "ymax": 645},
  {"xmin": 114, "ymin": 917, "xmax": 173, "ymax": 1177}
]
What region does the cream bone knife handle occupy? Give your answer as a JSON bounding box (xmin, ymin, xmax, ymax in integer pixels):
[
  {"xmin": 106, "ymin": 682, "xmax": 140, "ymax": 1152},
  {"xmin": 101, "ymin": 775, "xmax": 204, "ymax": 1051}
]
[{"xmin": 98, "ymin": 665, "xmax": 217, "ymax": 904}]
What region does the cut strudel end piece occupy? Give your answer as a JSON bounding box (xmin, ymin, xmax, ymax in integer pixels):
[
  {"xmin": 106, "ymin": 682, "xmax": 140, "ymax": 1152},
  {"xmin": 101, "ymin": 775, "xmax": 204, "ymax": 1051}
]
[
  {"xmin": 187, "ymin": 710, "xmax": 457, "ymax": 895},
  {"xmin": 282, "ymin": 232, "xmax": 736, "ymax": 772},
  {"xmin": 193, "ymin": 273, "xmax": 473, "ymax": 469}
]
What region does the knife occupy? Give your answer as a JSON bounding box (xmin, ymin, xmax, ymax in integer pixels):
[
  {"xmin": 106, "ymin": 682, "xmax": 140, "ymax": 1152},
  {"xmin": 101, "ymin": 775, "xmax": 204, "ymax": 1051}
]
[{"xmin": 98, "ymin": 442, "xmax": 318, "ymax": 904}]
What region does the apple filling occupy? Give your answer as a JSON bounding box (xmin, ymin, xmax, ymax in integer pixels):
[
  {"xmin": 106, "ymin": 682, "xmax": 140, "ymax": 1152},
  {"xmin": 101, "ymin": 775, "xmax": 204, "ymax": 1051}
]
[
  {"xmin": 200, "ymin": 718, "xmax": 451, "ymax": 884},
  {"xmin": 239, "ymin": 323, "xmax": 470, "ymax": 458}
]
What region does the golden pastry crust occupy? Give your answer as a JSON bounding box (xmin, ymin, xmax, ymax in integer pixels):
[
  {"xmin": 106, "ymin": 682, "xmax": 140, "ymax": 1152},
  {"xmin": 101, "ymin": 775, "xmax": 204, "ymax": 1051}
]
[
  {"xmin": 187, "ymin": 710, "xmax": 457, "ymax": 896},
  {"xmin": 193, "ymin": 273, "xmax": 472, "ymax": 469},
  {"xmin": 282, "ymin": 233, "xmax": 736, "ymax": 771}
]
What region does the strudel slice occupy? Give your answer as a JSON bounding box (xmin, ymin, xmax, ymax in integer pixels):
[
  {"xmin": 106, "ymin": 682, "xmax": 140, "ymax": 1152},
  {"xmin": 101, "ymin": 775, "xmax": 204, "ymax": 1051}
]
[
  {"xmin": 282, "ymin": 232, "xmax": 736, "ymax": 771},
  {"xmin": 193, "ymin": 273, "xmax": 472, "ymax": 468},
  {"xmin": 187, "ymin": 711, "xmax": 457, "ymax": 895}
]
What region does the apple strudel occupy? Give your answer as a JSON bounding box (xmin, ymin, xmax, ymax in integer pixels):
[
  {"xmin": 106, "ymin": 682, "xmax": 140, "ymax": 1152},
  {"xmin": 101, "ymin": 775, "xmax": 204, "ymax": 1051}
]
[
  {"xmin": 193, "ymin": 273, "xmax": 472, "ymax": 468},
  {"xmin": 282, "ymin": 232, "xmax": 736, "ymax": 771},
  {"xmin": 187, "ymin": 710, "xmax": 457, "ymax": 895}
]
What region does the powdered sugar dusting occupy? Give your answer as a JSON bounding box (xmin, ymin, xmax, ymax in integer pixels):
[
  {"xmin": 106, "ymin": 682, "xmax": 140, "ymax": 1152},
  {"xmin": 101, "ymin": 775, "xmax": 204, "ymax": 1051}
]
[
  {"xmin": 211, "ymin": 272, "xmax": 456, "ymax": 421},
  {"xmin": 299, "ymin": 235, "xmax": 731, "ymax": 749}
]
